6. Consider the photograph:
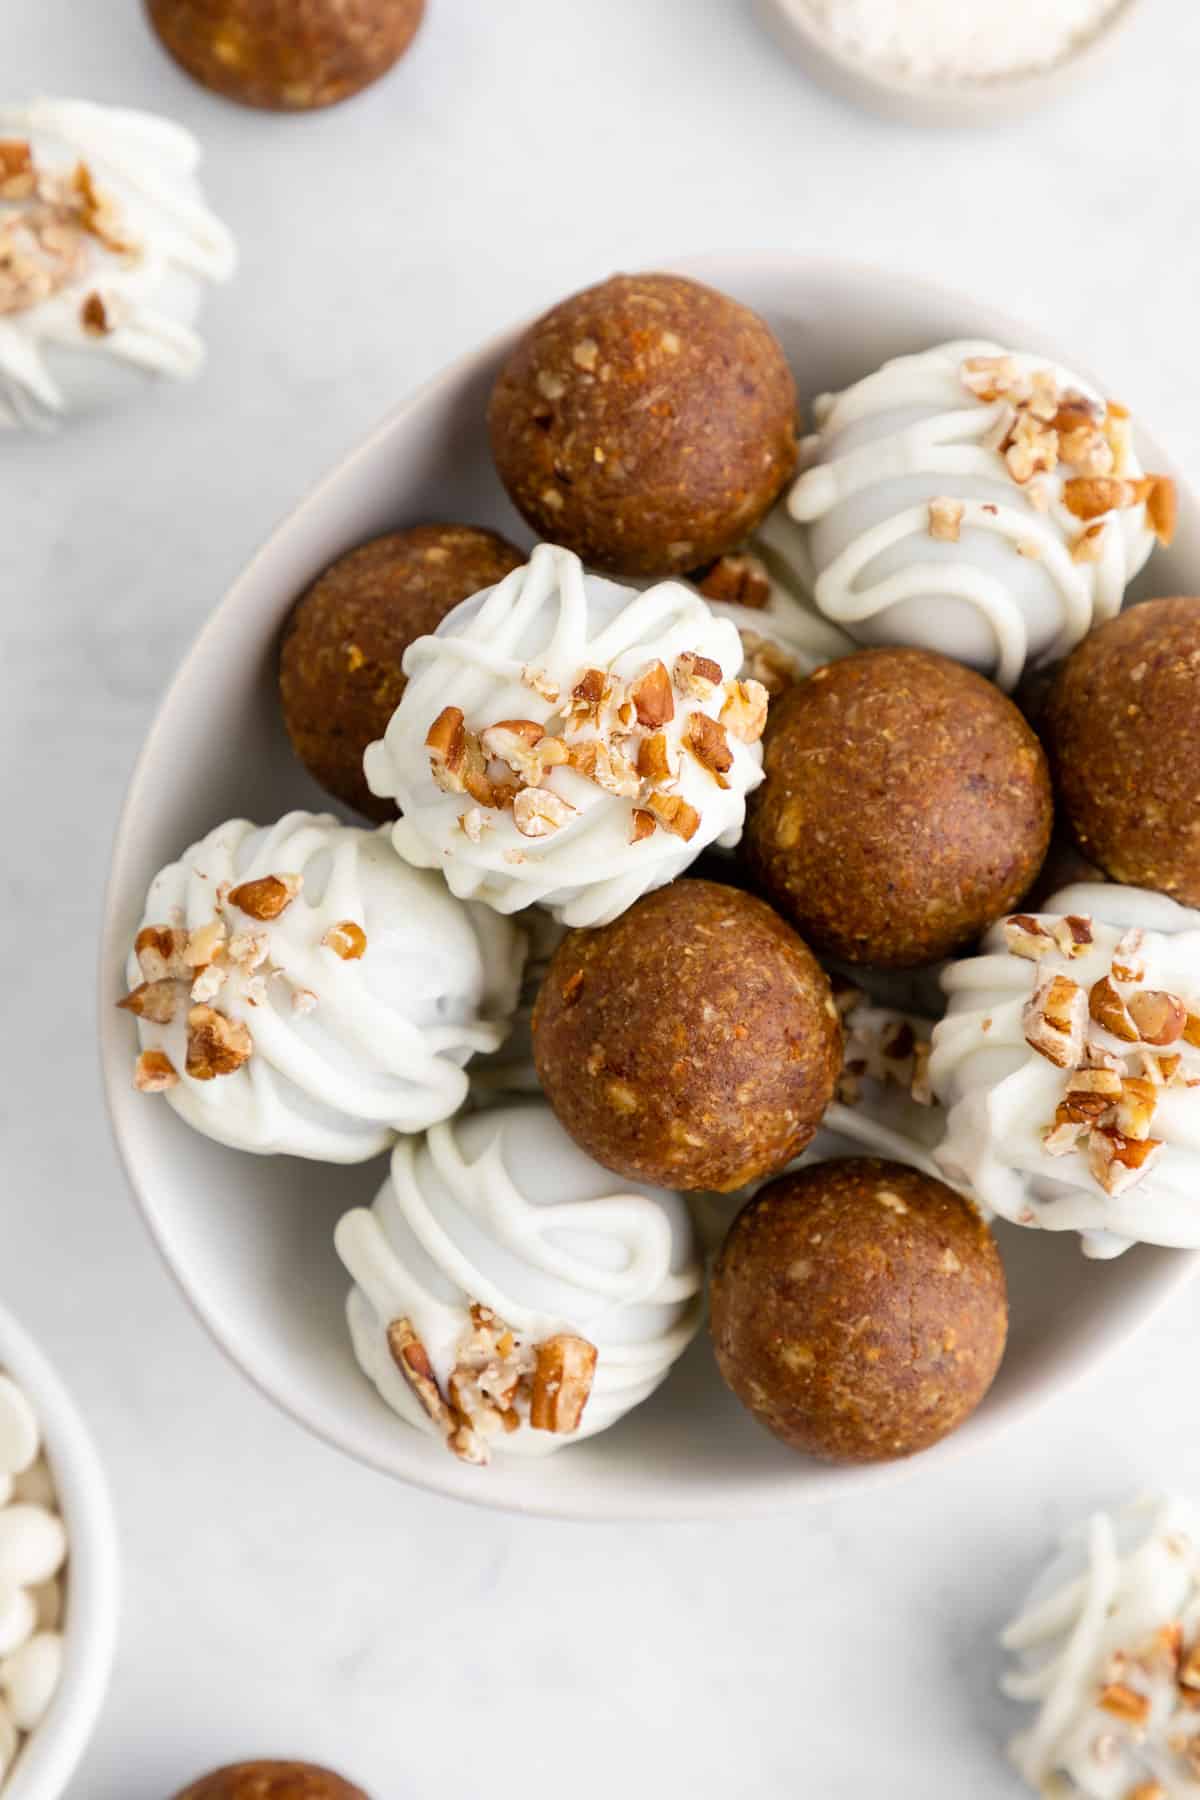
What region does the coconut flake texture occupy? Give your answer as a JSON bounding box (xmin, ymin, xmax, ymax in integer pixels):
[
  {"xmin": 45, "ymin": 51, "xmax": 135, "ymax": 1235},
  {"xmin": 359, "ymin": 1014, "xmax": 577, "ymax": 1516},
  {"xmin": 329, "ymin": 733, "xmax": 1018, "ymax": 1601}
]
[{"xmin": 797, "ymin": 0, "xmax": 1128, "ymax": 84}]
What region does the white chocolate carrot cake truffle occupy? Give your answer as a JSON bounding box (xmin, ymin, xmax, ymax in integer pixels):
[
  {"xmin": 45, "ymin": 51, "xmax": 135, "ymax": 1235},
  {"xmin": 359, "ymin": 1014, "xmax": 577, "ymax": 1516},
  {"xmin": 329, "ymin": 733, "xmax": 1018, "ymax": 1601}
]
[
  {"xmin": 785, "ymin": 341, "xmax": 1174, "ymax": 690},
  {"xmin": 930, "ymin": 883, "xmax": 1200, "ymax": 1258},
  {"xmin": 0, "ymin": 97, "xmax": 235, "ymax": 428},
  {"xmin": 334, "ymin": 1102, "xmax": 703, "ymax": 1463},
  {"xmin": 119, "ymin": 812, "xmax": 525, "ymax": 1162},
  {"xmin": 1002, "ymin": 1493, "xmax": 1200, "ymax": 1797},
  {"xmin": 364, "ymin": 542, "xmax": 769, "ymax": 928}
]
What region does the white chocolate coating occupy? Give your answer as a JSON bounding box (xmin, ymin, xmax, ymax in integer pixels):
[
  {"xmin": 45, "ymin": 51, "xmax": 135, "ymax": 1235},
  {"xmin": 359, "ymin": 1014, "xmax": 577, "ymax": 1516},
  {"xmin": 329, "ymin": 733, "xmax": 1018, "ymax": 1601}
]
[
  {"xmin": 1003, "ymin": 1494, "xmax": 1200, "ymax": 1797},
  {"xmin": 0, "ymin": 1373, "xmax": 65, "ymax": 1783},
  {"xmin": 125, "ymin": 813, "xmax": 526, "ymax": 1162},
  {"xmin": 335, "ymin": 1103, "xmax": 703, "ymax": 1457},
  {"xmin": 931, "ymin": 884, "xmax": 1200, "ymax": 1258},
  {"xmin": 365, "ymin": 543, "xmax": 765, "ymax": 928},
  {"xmin": 0, "ymin": 97, "xmax": 235, "ymax": 429},
  {"xmin": 787, "ymin": 341, "xmax": 1157, "ymax": 689}
]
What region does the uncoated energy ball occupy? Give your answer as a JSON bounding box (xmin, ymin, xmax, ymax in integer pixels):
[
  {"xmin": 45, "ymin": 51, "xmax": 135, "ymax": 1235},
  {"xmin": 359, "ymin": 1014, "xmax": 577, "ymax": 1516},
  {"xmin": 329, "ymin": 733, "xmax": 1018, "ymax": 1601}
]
[
  {"xmin": 710, "ymin": 1158, "xmax": 1008, "ymax": 1463},
  {"xmin": 279, "ymin": 524, "xmax": 524, "ymax": 821},
  {"xmin": 744, "ymin": 647, "xmax": 1053, "ymax": 968},
  {"xmin": 173, "ymin": 1763, "xmax": 368, "ymax": 1800},
  {"xmin": 145, "ymin": 0, "xmax": 424, "ymax": 110},
  {"xmin": 1043, "ymin": 597, "xmax": 1200, "ymax": 906},
  {"xmin": 531, "ymin": 879, "xmax": 842, "ymax": 1192},
  {"xmin": 488, "ymin": 273, "xmax": 798, "ymax": 578}
]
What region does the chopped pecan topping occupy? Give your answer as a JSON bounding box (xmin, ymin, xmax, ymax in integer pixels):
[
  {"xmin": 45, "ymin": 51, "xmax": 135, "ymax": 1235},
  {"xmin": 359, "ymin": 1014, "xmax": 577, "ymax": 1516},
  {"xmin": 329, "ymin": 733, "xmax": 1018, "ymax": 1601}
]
[
  {"xmin": 567, "ymin": 740, "xmax": 640, "ymax": 798},
  {"xmin": 720, "ymin": 678, "xmax": 769, "ymax": 744},
  {"xmin": 1128, "ymin": 989, "xmax": 1187, "ymax": 1047},
  {"xmin": 513, "ymin": 787, "xmax": 576, "ymax": 838},
  {"xmin": 1145, "ymin": 475, "xmax": 1178, "ymax": 545},
  {"xmin": 1072, "ymin": 522, "xmax": 1107, "ymax": 564},
  {"xmin": 1056, "ymin": 1068, "xmax": 1122, "ymax": 1123},
  {"xmin": 184, "ymin": 919, "xmax": 227, "ymax": 968},
  {"xmin": 1184, "ymin": 1012, "xmax": 1200, "ymax": 1050},
  {"xmin": 629, "ymin": 660, "xmax": 675, "ymax": 728},
  {"xmin": 227, "ymin": 872, "xmax": 302, "ymax": 921},
  {"xmin": 1024, "ymin": 974, "xmax": 1087, "ymax": 1068},
  {"xmin": 189, "ymin": 963, "xmax": 226, "ymax": 1004},
  {"xmin": 1116, "ymin": 1077, "xmax": 1158, "ymax": 1141},
  {"xmin": 1004, "ymin": 915, "xmax": 1055, "ymax": 960},
  {"xmin": 118, "ymin": 979, "xmax": 181, "ymax": 1024},
  {"xmin": 629, "ymin": 807, "xmax": 656, "ymax": 844},
  {"xmin": 1089, "ymin": 976, "xmax": 1138, "ymax": 1042},
  {"xmin": 1050, "ymin": 915, "xmax": 1093, "ymax": 957},
  {"xmin": 529, "ymin": 1334, "xmax": 598, "ymax": 1434},
  {"xmin": 322, "ymin": 920, "xmax": 367, "ymax": 960},
  {"xmin": 674, "ymin": 650, "xmax": 723, "ymax": 699},
  {"xmin": 80, "ymin": 290, "xmax": 111, "ymax": 335},
  {"xmin": 185, "ymin": 1005, "xmax": 252, "ymax": 1080},
  {"xmin": 480, "ymin": 719, "xmax": 548, "ymax": 784},
  {"xmin": 637, "ymin": 731, "xmax": 678, "ymax": 786},
  {"xmin": 647, "ymin": 791, "xmax": 700, "ymax": 841},
  {"xmin": 0, "ymin": 140, "xmax": 35, "ymax": 200},
  {"xmin": 1044, "ymin": 1119, "xmax": 1085, "ymax": 1157},
  {"xmin": 134, "ymin": 925, "xmax": 192, "ymax": 982},
  {"xmin": 1096, "ymin": 1681, "xmax": 1151, "ymax": 1724},
  {"xmin": 696, "ymin": 552, "xmax": 771, "ymax": 609},
  {"xmin": 1112, "ymin": 929, "xmax": 1146, "ymax": 984},
  {"xmin": 928, "ymin": 497, "xmax": 964, "ymax": 542},
  {"xmin": 738, "ymin": 629, "xmax": 798, "ymax": 698},
  {"xmin": 227, "ymin": 930, "xmax": 269, "ymax": 971},
  {"xmin": 1062, "ymin": 476, "xmax": 1134, "ymax": 520},
  {"xmin": 133, "ymin": 1049, "xmax": 179, "ymax": 1092},
  {"xmin": 1088, "ymin": 1126, "xmax": 1164, "ymax": 1197},
  {"xmin": 387, "ymin": 1318, "xmax": 456, "ymax": 1434},
  {"xmin": 1180, "ymin": 1642, "xmax": 1200, "ymax": 1692},
  {"xmin": 684, "ymin": 713, "xmax": 733, "ymax": 787},
  {"xmin": 425, "ymin": 705, "xmax": 494, "ymax": 806}
]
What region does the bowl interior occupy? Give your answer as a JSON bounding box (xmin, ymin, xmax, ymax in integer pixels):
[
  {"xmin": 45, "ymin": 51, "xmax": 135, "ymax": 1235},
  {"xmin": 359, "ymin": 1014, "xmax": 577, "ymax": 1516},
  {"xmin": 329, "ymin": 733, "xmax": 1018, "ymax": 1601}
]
[
  {"xmin": 0, "ymin": 1307, "xmax": 118, "ymax": 1799},
  {"xmin": 100, "ymin": 252, "xmax": 1200, "ymax": 1520}
]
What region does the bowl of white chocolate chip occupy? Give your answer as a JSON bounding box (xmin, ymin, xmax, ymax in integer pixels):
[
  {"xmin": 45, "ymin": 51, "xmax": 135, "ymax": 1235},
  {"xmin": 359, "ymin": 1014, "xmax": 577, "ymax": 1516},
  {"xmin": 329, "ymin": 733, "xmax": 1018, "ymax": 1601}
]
[{"xmin": 0, "ymin": 1306, "xmax": 117, "ymax": 1799}]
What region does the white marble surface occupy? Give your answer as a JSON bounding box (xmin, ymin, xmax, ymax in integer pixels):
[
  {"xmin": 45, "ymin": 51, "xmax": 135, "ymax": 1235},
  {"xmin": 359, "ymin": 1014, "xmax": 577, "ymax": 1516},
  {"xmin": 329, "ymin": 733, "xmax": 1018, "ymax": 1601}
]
[{"xmin": 4, "ymin": 1, "xmax": 1200, "ymax": 1794}]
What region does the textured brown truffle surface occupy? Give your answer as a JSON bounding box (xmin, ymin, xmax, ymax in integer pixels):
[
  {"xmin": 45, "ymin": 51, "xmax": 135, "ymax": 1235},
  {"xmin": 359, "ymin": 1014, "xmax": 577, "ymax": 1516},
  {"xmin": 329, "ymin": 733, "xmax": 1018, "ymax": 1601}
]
[
  {"xmin": 488, "ymin": 273, "xmax": 797, "ymax": 578},
  {"xmin": 145, "ymin": 0, "xmax": 424, "ymax": 110},
  {"xmin": 174, "ymin": 1763, "xmax": 367, "ymax": 1800},
  {"xmin": 531, "ymin": 879, "xmax": 841, "ymax": 1193},
  {"xmin": 744, "ymin": 648, "xmax": 1053, "ymax": 969},
  {"xmin": 1044, "ymin": 597, "xmax": 1200, "ymax": 905},
  {"xmin": 711, "ymin": 1158, "xmax": 1007, "ymax": 1464},
  {"xmin": 279, "ymin": 524, "xmax": 524, "ymax": 820}
]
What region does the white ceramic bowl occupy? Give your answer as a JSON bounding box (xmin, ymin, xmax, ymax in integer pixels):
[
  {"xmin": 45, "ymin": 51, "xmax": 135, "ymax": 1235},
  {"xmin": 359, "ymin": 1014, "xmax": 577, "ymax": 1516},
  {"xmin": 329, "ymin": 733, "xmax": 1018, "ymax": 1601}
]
[
  {"xmin": 754, "ymin": 0, "xmax": 1143, "ymax": 128},
  {"xmin": 0, "ymin": 1306, "xmax": 118, "ymax": 1799},
  {"xmin": 100, "ymin": 252, "xmax": 1200, "ymax": 1521}
]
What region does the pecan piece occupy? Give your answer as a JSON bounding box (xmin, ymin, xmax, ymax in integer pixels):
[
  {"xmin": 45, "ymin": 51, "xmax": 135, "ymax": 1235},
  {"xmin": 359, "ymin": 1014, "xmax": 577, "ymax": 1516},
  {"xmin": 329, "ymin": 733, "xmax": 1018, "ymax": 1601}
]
[
  {"xmin": 529, "ymin": 1334, "xmax": 598, "ymax": 1434},
  {"xmin": 387, "ymin": 1319, "xmax": 455, "ymax": 1432},
  {"xmin": 647, "ymin": 791, "xmax": 700, "ymax": 841},
  {"xmin": 720, "ymin": 678, "xmax": 769, "ymax": 744},
  {"xmin": 1145, "ymin": 475, "xmax": 1178, "ymax": 545},
  {"xmin": 134, "ymin": 925, "xmax": 192, "ymax": 982},
  {"xmin": 928, "ymin": 497, "xmax": 963, "ymax": 542},
  {"xmin": 567, "ymin": 740, "xmax": 640, "ymax": 798},
  {"xmin": 513, "ymin": 787, "xmax": 576, "ymax": 838},
  {"xmin": 322, "ymin": 920, "xmax": 367, "ymax": 960},
  {"xmin": 480, "ymin": 719, "xmax": 548, "ymax": 784},
  {"xmin": 674, "ymin": 650, "xmax": 723, "ymax": 699},
  {"xmin": 1062, "ymin": 476, "xmax": 1134, "ymax": 520},
  {"xmin": 629, "ymin": 661, "xmax": 675, "ymax": 729},
  {"xmin": 1128, "ymin": 989, "xmax": 1187, "ymax": 1047},
  {"xmin": 0, "ymin": 140, "xmax": 35, "ymax": 200},
  {"xmin": 697, "ymin": 553, "xmax": 771, "ymax": 609},
  {"xmin": 1116, "ymin": 1077, "xmax": 1158, "ymax": 1141},
  {"xmin": 1056, "ymin": 1068, "xmax": 1122, "ymax": 1124},
  {"xmin": 629, "ymin": 807, "xmax": 656, "ymax": 844},
  {"xmin": 1089, "ymin": 976, "xmax": 1138, "ymax": 1042},
  {"xmin": 133, "ymin": 1049, "xmax": 179, "ymax": 1093},
  {"xmin": 1024, "ymin": 975, "xmax": 1086, "ymax": 1069},
  {"xmin": 1071, "ymin": 522, "xmax": 1107, "ymax": 563},
  {"xmin": 425, "ymin": 705, "xmax": 492, "ymax": 805},
  {"xmin": 637, "ymin": 731, "xmax": 677, "ymax": 786},
  {"xmin": 684, "ymin": 713, "xmax": 733, "ymax": 787},
  {"xmin": 1050, "ymin": 915, "xmax": 1094, "ymax": 957},
  {"xmin": 1087, "ymin": 1126, "xmax": 1164, "ymax": 1196},
  {"xmin": 227, "ymin": 872, "xmax": 302, "ymax": 921},
  {"xmin": 118, "ymin": 979, "xmax": 181, "ymax": 1024},
  {"xmin": 1004, "ymin": 915, "xmax": 1055, "ymax": 960},
  {"xmin": 1112, "ymin": 929, "xmax": 1146, "ymax": 983},
  {"xmin": 185, "ymin": 1005, "xmax": 252, "ymax": 1080},
  {"xmin": 1096, "ymin": 1681, "xmax": 1151, "ymax": 1724}
]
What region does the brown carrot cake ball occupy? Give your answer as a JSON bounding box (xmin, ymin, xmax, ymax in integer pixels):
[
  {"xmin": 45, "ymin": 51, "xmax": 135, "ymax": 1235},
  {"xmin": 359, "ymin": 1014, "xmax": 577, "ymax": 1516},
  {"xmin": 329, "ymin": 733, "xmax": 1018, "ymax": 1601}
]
[
  {"xmin": 174, "ymin": 1764, "xmax": 368, "ymax": 1800},
  {"xmin": 145, "ymin": 0, "xmax": 424, "ymax": 110},
  {"xmin": 531, "ymin": 878, "xmax": 841, "ymax": 1192},
  {"xmin": 744, "ymin": 647, "xmax": 1053, "ymax": 969},
  {"xmin": 279, "ymin": 524, "xmax": 524, "ymax": 820},
  {"xmin": 1043, "ymin": 597, "xmax": 1200, "ymax": 905},
  {"xmin": 488, "ymin": 273, "xmax": 798, "ymax": 578},
  {"xmin": 711, "ymin": 1158, "xmax": 1007, "ymax": 1463}
]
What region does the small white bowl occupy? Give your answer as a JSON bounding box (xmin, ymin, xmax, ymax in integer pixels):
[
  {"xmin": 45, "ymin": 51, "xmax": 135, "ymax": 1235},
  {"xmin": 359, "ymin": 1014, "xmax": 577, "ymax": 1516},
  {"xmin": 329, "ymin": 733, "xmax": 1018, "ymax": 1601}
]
[
  {"xmin": 0, "ymin": 1306, "xmax": 118, "ymax": 1800},
  {"xmin": 754, "ymin": 0, "xmax": 1144, "ymax": 128},
  {"xmin": 100, "ymin": 251, "xmax": 1200, "ymax": 1521}
]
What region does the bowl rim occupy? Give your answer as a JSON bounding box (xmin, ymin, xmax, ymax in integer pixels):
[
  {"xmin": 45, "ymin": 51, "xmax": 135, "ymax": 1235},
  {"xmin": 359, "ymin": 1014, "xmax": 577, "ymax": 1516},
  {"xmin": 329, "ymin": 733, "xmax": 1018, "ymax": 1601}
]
[
  {"xmin": 753, "ymin": 0, "xmax": 1144, "ymax": 126},
  {"xmin": 99, "ymin": 249, "xmax": 1200, "ymax": 1521},
  {"xmin": 0, "ymin": 1304, "xmax": 119, "ymax": 1798}
]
